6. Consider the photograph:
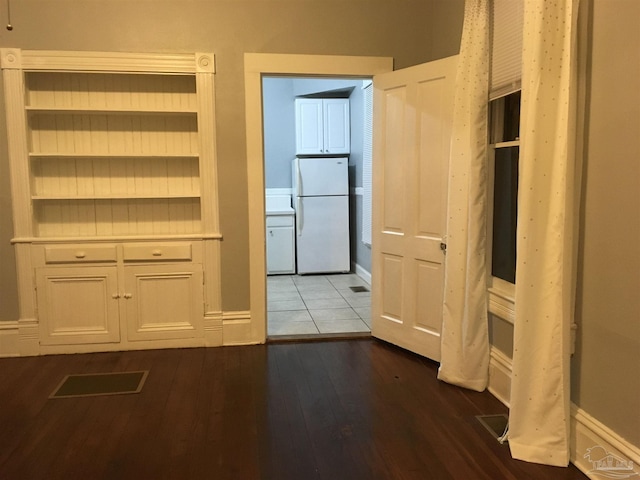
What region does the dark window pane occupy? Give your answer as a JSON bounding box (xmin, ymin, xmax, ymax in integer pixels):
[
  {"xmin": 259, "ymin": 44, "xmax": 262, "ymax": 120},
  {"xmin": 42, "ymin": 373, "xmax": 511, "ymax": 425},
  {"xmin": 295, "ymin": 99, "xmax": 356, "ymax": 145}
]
[
  {"xmin": 502, "ymin": 91, "xmax": 521, "ymax": 142},
  {"xmin": 489, "ymin": 90, "xmax": 521, "ymax": 144},
  {"xmin": 492, "ymin": 146, "xmax": 519, "ymax": 283}
]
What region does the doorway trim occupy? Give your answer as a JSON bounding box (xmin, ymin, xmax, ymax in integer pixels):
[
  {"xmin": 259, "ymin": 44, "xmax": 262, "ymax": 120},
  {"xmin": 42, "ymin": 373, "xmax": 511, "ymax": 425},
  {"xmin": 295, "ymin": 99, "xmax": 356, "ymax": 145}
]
[{"xmin": 244, "ymin": 53, "xmax": 393, "ymax": 344}]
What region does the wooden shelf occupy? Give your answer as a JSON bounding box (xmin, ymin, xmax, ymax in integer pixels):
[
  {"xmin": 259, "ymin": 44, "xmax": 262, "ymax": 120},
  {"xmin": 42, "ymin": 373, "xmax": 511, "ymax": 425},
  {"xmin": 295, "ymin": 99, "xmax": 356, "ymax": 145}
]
[
  {"xmin": 32, "ymin": 194, "xmax": 200, "ymax": 200},
  {"xmin": 29, "ymin": 153, "xmax": 200, "ymax": 159},
  {"xmin": 26, "ymin": 106, "xmax": 198, "ymax": 115}
]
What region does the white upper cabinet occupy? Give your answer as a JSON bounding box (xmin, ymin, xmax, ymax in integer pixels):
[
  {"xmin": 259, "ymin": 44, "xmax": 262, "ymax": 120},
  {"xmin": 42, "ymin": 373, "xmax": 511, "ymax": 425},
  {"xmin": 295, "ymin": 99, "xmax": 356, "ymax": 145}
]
[{"xmin": 295, "ymin": 98, "xmax": 350, "ymax": 155}]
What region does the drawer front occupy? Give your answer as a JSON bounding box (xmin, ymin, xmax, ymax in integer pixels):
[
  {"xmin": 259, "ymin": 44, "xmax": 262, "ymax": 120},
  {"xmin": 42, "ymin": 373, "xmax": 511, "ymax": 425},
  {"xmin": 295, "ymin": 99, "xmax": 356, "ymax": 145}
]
[
  {"xmin": 44, "ymin": 245, "xmax": 117, "ymax": 264},
  {"xmin": 266, "ymin": 215, "xmax": 294, "ymax": 227},
  {"xmin": 123, "ymin": 243, "xmax": 192, "ymax": 262}
]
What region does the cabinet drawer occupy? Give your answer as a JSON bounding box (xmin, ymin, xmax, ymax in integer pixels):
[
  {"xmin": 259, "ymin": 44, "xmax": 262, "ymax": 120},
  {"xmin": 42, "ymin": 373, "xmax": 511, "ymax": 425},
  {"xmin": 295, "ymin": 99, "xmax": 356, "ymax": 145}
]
[
  {"xmin": 44, "ymin": 245, "xmax": 117, "ymax": 264},
  {"xmin": 123, "ymin": 243, "xmax": 192, "ymax": 261},
  {"xmin": 266, "ymin": 215, "xmax": 294, "ymax": 227}
]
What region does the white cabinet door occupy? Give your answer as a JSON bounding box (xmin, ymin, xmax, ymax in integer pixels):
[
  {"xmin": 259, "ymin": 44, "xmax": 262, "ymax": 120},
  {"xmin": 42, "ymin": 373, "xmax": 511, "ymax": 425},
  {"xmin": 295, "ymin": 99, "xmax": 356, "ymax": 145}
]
[
  {"xmin": 124, "ymin": 263, "xmax": 203, "ymax": 342},
  {"xmin": 323, "ymin": 99, "xmax": 350, "ymax": 154},
  {"xmin": 371, "ymin": 56, "xmax": 457, "ymax": 362},
  {"xmin": 295, "ymin": 98, "xmax": 350, "ymax": 155},
  {"xmin": 295, "ymin": 99, "xmax": 324, "ymax": 155},
  {"xmin": 36, "ymin": 266, "xmax": 120, "ymax": 345},
  {"xmin": 266, "ymin": 226, "xmax": 295, "ymax": 274}
]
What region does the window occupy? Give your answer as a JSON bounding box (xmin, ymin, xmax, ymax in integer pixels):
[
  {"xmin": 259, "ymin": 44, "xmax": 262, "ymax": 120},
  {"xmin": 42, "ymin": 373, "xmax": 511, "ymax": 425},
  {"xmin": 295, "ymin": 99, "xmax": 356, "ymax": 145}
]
[{"xmin": 489, "ymin": 91, "xmax": 521, "ymax": 285}]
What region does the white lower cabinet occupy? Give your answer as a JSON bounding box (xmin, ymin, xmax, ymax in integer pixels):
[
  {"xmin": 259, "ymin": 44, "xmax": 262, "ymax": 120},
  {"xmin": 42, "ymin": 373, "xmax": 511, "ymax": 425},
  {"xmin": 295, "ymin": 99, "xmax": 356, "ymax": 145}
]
[
  {"xmin": 35, "ymin": 242, "xmax": 204, "ymax": 348},
  {"xmin": 266, "ymin": 214, "xmax": 295, "ymax": 275},
  {"xmin": 36, "ymin": 266, "xmax": 121, "ymax": 346},
  {"xmin": 124, "ymin": 264, "xmax": 203, "ymax": 342}
]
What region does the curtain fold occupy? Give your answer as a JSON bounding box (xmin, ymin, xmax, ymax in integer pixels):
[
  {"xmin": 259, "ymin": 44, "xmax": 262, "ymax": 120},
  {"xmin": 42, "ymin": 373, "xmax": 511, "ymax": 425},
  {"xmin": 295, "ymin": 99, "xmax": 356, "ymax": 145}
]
[
  {"xmin": 437, "ymin": 0, "xmax": 490, "ymax": 392},
  {"xmin": 508, "ymin": 0, "xmax": 580, "ymax": 467}
]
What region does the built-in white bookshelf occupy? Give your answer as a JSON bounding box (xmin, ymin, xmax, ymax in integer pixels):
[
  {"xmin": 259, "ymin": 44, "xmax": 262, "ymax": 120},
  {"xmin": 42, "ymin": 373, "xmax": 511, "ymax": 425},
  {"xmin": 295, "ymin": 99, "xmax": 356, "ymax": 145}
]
[
  {"xmin": 24, "ymin": 70, "xmax": 203, "ymax": 237},
  {"xmin": 1, "ymin": 49, "xmax": 222, "ymax": 355}
]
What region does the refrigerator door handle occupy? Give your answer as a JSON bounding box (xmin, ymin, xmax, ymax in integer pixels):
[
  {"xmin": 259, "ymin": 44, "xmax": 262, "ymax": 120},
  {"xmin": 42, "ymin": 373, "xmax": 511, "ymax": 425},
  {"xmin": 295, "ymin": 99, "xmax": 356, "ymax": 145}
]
[
  {"xmin": 297, "ymin": 161, "xmax": 303, "ymax": 196},
  {"xmin": 296, "ymin": 197, "xmax": 303, "ymax": 236}
]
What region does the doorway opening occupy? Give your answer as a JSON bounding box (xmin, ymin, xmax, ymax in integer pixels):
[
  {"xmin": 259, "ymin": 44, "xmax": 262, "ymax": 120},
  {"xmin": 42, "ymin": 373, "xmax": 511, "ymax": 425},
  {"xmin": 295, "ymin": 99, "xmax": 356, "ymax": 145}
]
[
  {"xmin": 262, "ymin": 75, "xmax": 372, "ymax": 338},
  {"xmin": 244, "ymin": 53, "xmax": 393, "ymax": 344}
]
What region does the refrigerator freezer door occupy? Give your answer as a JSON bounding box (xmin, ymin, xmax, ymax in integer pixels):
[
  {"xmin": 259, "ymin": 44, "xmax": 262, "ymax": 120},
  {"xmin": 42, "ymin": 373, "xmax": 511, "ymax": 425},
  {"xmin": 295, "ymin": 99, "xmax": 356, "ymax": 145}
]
[
  {"xmin": 293, "ymin": 157, "xmax": 349, "ymax": 197},
  {"xmin": 296, "ymin": 195, "xmax": 350, "ymax": 274}
]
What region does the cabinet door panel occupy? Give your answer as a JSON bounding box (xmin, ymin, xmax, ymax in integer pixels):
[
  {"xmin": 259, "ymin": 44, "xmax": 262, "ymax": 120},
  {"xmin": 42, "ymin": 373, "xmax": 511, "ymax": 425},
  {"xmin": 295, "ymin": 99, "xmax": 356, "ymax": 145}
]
[
  {"xmin": 124, "ymin": 264, "xmax": 203, "ymax": 341},
  {"xmin": 295, "ymin": 99, "xmax": 324, "ymax": 155},
  {"xmin": 324, "ymin": 99, "xmax": 350, "ymax": 154},
  {"xmin": 266, "ymin": 226, "xmax": 295, "ymax": 274},
  {"xmin": 36, "ymin": 266, "xmax": 120, "ymax": 345}
]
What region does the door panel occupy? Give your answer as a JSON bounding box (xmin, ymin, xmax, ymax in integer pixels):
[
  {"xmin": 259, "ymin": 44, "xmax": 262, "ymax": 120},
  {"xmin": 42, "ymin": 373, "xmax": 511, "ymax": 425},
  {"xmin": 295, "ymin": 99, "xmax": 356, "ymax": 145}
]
[
  {"xmin": 381, "ymin": 254, "xmax": 403, "ymax": 321},
  {"xmin": 323, "ymin": 99, "xmax": 350, "ymax": 154},
  {"xmin": 371, "ymin": 56, "xmax": 457, "ymax": 362},
  {"xmin": 382, "ymin": 88, "xmax": 408, "ymax": 233},
  {"xmin": 36, "ymin": 266, "xmax": 120, "ymax": 345},
  {"xmin": 125, "ymin": 264, "xmax": 203, "ymax": 341},
  {"xmin": 295, "ymin": 99, "xmax": 324, "ymax": 155}
]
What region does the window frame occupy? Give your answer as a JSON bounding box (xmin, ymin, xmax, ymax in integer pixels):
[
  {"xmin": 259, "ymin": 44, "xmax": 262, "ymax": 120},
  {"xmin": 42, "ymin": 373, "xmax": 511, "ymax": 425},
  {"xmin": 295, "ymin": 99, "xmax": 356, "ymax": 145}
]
[{"xmin": 486, "ymin": 90, "xmax": 521, "ymax": 324}]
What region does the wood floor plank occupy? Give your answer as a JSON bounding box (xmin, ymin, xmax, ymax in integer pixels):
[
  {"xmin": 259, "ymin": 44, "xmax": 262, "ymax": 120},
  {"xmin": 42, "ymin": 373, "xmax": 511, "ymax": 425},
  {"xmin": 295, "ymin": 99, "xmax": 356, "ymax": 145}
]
[{"xmin": 0, "ymin": 339, "xmax": 589, "ymax": 480}]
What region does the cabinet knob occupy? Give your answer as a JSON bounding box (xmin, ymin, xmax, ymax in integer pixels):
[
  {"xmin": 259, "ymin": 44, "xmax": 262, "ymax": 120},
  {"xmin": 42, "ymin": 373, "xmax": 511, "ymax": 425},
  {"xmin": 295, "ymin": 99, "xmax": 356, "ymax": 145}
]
[
  {"xmin": 152, "ymin": 249, "xmax": 163, "ymax": 256},
  {"xmin": 123, "ymin": 293, "xmax": 133, "ymax": 299},
  {"xmin": 111, "ymin": 293, "xmax": 120, "ymax": 299},
  {"xmin": 75, "ymin": 251, "xmax": 86, "ymax": 258}
]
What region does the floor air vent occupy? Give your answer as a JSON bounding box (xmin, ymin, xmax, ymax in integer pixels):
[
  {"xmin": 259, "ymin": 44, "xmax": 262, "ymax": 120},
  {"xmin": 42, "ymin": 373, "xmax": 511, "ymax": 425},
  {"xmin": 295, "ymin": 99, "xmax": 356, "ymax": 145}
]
[
  {"xmin": 50, "ymin": 371, "xmax": 149, "ymax": 399},
  {"xmin": 476, "ymin": 414, "xmax": 509, "ymax": 442},
  {"xmin": 349, "ymin": 286, "xmax": 369, "ymax": 293}
]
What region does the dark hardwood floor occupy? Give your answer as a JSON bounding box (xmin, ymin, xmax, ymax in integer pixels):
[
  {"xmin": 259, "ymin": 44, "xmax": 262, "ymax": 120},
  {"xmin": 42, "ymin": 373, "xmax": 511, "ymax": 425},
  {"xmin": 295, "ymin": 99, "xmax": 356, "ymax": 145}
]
[{"xmin": 0, "ymin": 339, "xmax": 588, "ymax": 479}]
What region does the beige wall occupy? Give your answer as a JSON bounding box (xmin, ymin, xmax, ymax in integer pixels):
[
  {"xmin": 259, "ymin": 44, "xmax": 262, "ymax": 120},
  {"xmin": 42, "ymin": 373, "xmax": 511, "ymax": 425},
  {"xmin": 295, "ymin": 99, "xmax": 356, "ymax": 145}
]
[
  {"xmin": 571, "ymin": 0, "xmax": 640, "ymax": 446},
  {"xmin": 0, "ymin": 0, "xmax": 464, "ymax": 320}
]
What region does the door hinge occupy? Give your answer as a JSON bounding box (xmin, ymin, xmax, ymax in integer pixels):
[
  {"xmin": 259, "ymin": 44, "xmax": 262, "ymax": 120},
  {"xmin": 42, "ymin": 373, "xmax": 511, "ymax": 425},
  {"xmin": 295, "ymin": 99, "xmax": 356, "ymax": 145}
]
[{"xmin": 440, "ymin": 242, "xmax": 447, "ymax": 253}]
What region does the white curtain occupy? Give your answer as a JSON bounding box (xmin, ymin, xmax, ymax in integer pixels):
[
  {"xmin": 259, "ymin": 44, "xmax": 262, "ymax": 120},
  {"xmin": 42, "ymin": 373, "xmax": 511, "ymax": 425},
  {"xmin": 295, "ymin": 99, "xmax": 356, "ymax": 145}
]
[
  {"xmin": 437, "ymin": 0, "xmax": 490, "ymax": 392},
  {"xmin": 508, "ymin": 0, "xmax": 580, "ymax": 467}
]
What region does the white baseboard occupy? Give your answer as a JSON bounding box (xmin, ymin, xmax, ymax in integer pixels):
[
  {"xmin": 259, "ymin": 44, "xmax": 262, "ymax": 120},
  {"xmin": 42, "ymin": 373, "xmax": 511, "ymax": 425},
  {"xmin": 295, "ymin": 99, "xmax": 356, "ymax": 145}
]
[
  {"xmin": 488, "ymin": 346, "xmax": 512, "ymax": 407},
  {"xmin": 353, "ymin": 263, "xmax": 371, "ymax": 285},
  {"xmin": 571, "ymin": 404, "xmax": 640, "ymax": 479},
  {"xmin": 222, "ymin": 311, "xmax": 259, "ymax": 346},
  {"xmin": 203, "ymin": 311, "xmax": 223, "ymax": 347},
  {"xmin": 487, "ymin": 346, "xmax": 639, "ymax": 477},
  {"xmin": 1, "ymin": 310, "xmax": 258, "ymax": 355},
  {"xmin": 0, "ymin": 321, "xmax": 19, "ymax": 357}
]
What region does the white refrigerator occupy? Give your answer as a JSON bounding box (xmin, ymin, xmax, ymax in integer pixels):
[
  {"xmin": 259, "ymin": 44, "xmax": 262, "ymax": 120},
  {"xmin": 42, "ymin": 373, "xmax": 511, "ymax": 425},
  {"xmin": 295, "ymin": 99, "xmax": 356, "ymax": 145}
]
[{"xmin": 292, "ymin": 157, "xmax": 350, "ymax": 274}]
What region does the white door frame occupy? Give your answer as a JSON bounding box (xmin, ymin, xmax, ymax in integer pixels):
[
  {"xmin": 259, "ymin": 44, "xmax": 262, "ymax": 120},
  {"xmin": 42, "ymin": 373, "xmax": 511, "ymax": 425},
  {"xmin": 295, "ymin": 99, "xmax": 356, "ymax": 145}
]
[{"xmin": 244, "ymin": 53, "xmax": 393, "ymax": 344}]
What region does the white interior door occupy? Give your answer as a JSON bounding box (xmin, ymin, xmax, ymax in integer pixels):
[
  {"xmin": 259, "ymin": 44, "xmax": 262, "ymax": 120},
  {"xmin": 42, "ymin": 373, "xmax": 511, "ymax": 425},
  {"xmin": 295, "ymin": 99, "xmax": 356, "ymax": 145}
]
[{"xmin": 371, "ymin": 55, "xmax": 457, "ymax": 362}]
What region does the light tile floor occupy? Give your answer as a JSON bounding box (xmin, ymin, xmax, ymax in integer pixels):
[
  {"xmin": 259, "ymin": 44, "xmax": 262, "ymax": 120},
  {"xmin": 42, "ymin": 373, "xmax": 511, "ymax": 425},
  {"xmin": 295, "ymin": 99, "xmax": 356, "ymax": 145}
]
[{"xmin": 267, "ymin": 273, "xmax": 371, "ymax": 337}]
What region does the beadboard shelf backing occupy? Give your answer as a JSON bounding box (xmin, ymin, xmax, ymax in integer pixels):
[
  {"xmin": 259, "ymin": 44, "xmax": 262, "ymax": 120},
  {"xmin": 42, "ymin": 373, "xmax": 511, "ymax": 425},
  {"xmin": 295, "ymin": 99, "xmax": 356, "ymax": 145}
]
[{"xmin": 1, "ymin": 50, "xmax": 213, "ymax": 240}]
